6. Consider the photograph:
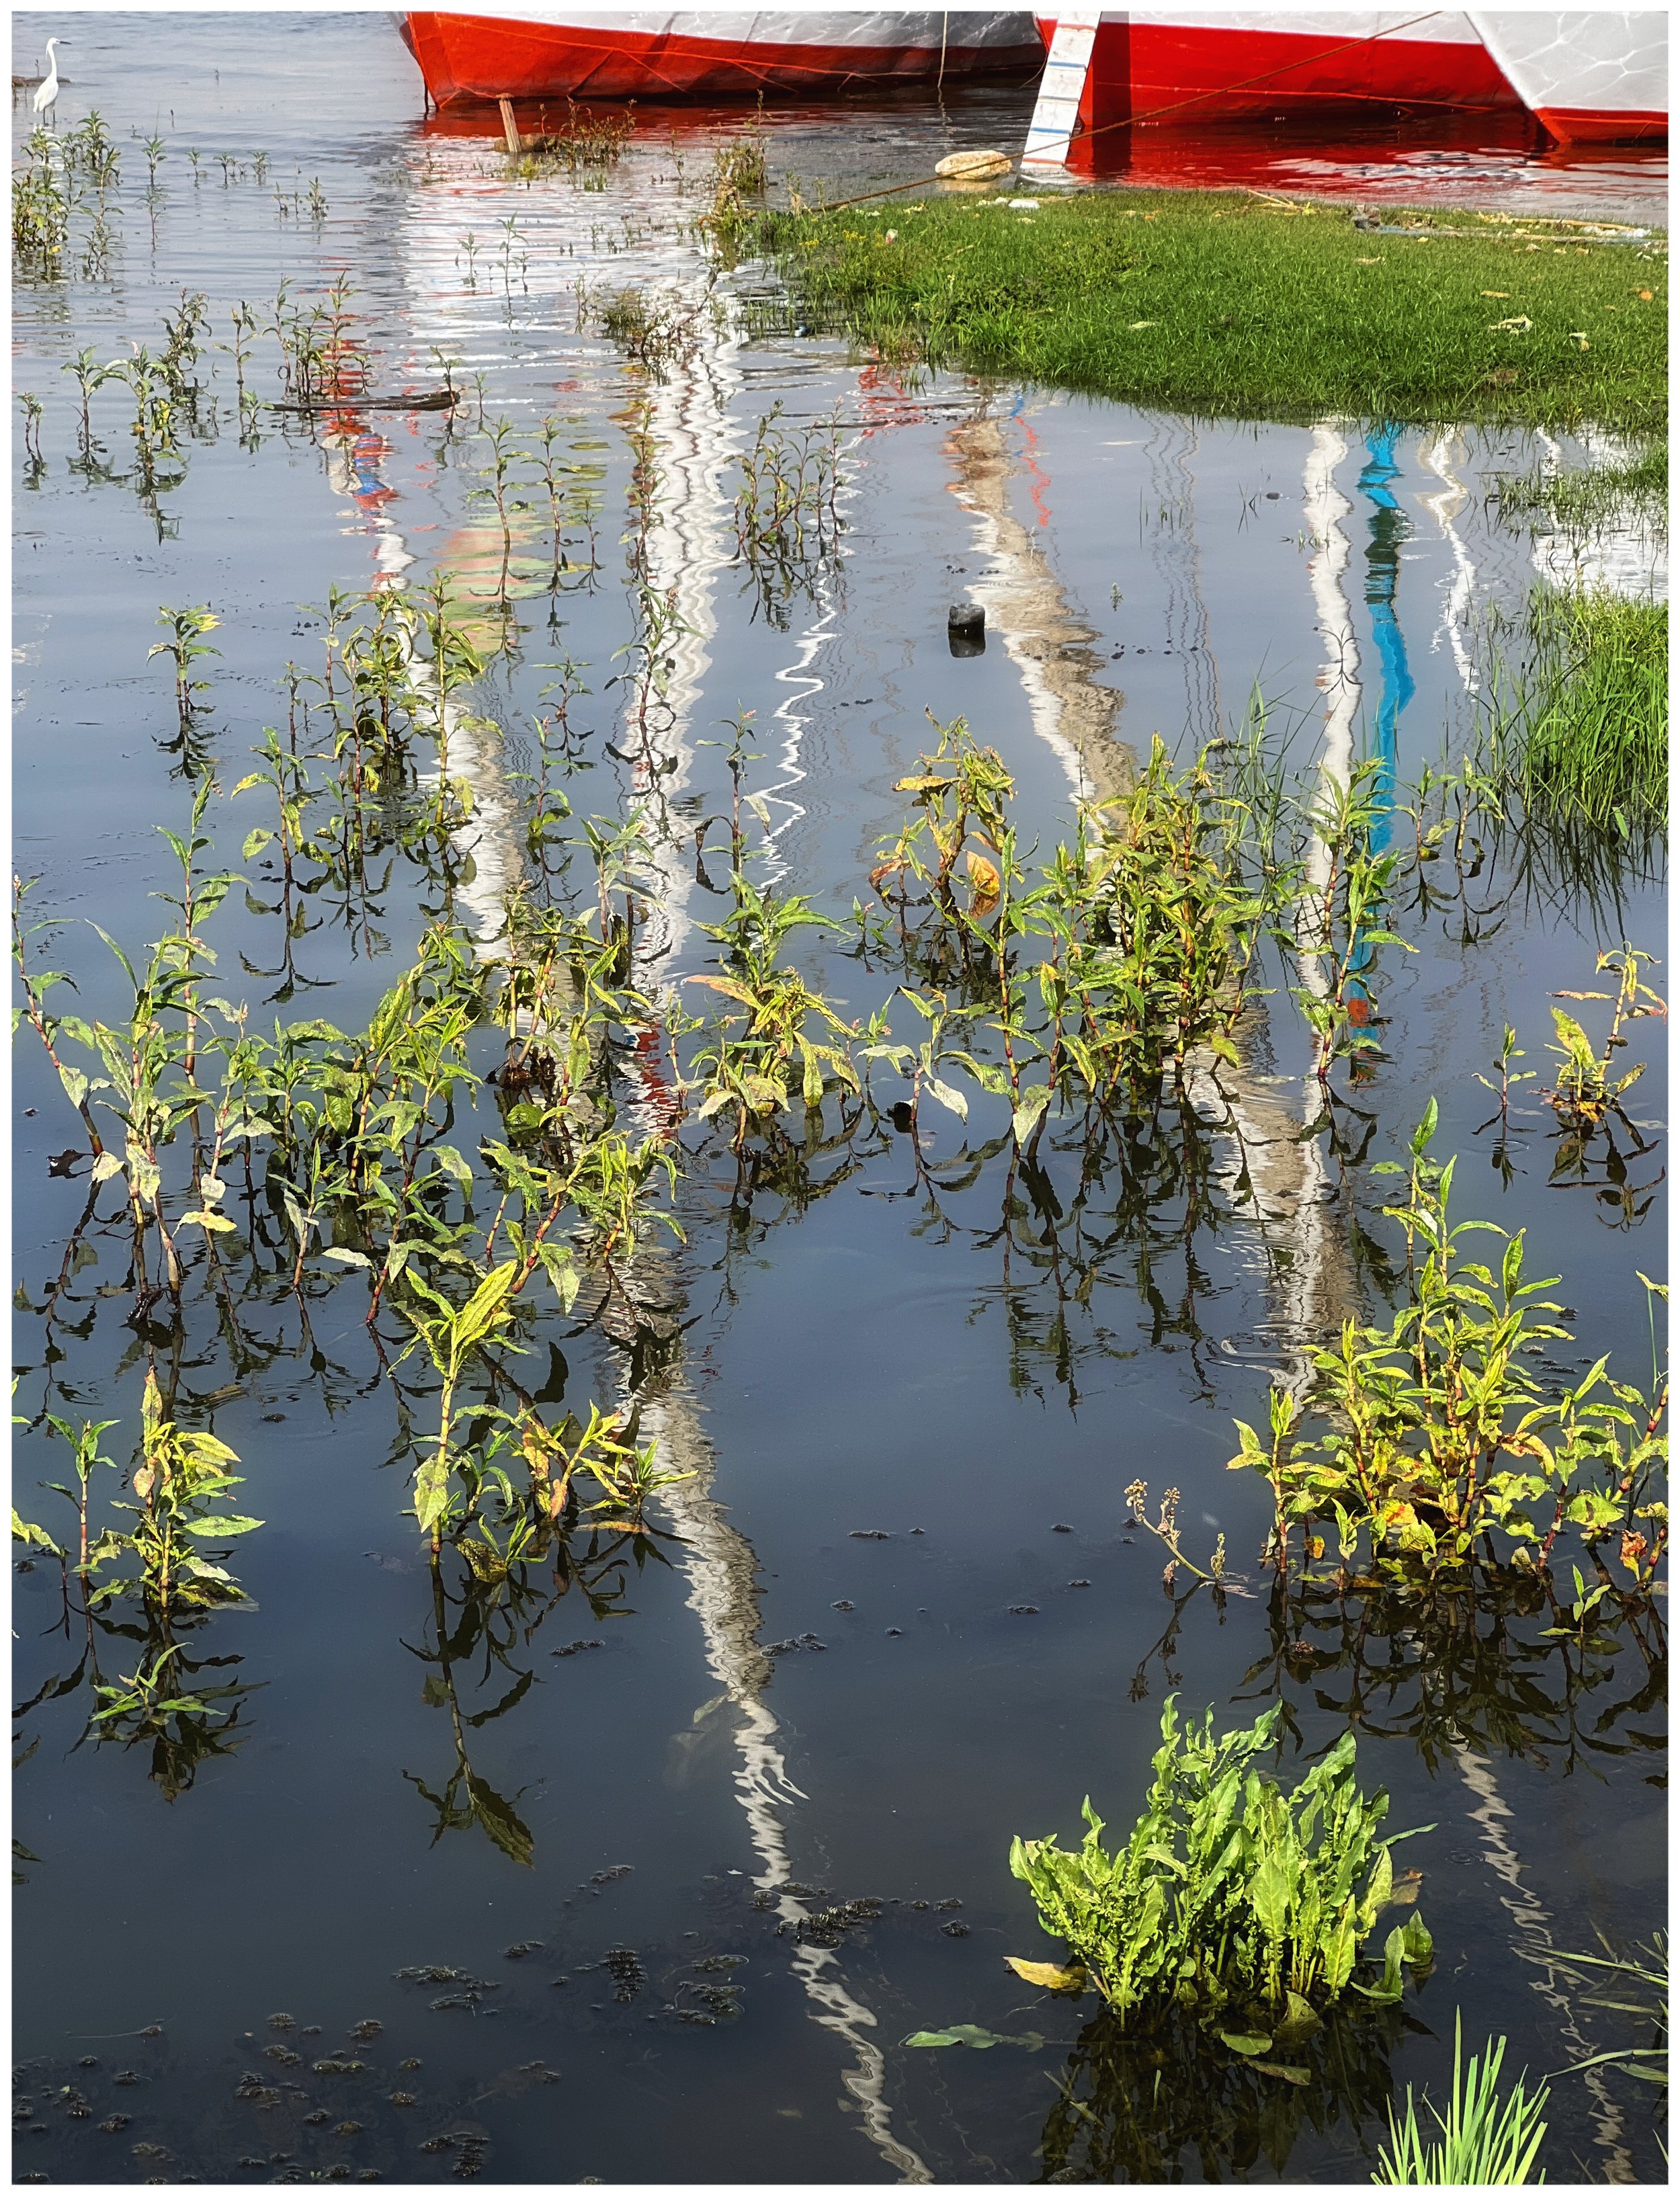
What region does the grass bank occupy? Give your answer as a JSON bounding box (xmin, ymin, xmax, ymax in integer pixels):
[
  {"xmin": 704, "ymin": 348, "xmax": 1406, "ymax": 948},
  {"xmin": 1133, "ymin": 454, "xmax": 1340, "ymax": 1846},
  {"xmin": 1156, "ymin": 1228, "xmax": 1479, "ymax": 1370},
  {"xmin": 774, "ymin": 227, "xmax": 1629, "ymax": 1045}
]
[
  {"xmin": 1513, "ymin": 591, "xmax": 1667, "ymax": 833},
  {"xmin": 753, "ymin": 189, "xmax": 1666, "ymax": 433}
]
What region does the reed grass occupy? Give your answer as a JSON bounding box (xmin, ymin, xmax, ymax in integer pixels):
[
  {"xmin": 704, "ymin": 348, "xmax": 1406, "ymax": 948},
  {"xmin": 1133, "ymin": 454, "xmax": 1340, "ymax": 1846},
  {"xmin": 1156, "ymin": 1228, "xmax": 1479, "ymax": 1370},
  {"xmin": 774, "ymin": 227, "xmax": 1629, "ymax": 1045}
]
[
  {"xmin": 1374, "ymin": 2016, "xmax": 1548, "ymax": 2184},
  {"xmin": 1513, "ymin": 592, "xmax": 1667, "ymax": 832},
  {"xmin": 755, "ymin": 192, "xmax": 1666, "ymax": 432},
  {"xmin": 1497, "ymin": 441, "xmax": 1667, "ymax": 534}
]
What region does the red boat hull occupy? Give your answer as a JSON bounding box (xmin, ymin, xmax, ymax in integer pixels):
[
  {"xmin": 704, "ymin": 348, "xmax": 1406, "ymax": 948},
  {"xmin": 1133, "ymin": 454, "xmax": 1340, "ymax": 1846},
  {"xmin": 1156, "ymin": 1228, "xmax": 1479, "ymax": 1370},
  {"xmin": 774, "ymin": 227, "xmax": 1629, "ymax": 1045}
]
[
  {"xmin": 403, "ymin": 11, "xmax": 1042, "ymax": 104},
  {"xmin": 1534, "ymin": 103, "xmax": 1666, "ymax": 146},
  {"xmin": 1036, "ymin": 17, "xmax": 1519, "ymax": 126}
]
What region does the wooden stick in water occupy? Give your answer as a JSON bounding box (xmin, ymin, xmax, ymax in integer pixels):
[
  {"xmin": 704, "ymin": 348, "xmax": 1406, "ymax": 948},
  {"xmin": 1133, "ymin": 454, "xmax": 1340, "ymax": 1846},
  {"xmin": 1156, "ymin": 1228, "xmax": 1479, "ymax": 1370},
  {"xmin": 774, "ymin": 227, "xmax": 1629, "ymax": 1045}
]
[{"xmin": 499, "ymin": 97, "xmax": 521, "ymax": 156}]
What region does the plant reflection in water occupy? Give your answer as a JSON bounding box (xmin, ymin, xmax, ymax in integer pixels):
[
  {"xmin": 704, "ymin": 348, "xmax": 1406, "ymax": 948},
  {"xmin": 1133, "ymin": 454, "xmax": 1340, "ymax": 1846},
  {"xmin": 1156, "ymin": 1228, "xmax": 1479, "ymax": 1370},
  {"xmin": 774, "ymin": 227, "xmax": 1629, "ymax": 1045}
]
[{"xmin": 1038, "ymin": 1996, "xmax": 1420, "ymax": 2185}]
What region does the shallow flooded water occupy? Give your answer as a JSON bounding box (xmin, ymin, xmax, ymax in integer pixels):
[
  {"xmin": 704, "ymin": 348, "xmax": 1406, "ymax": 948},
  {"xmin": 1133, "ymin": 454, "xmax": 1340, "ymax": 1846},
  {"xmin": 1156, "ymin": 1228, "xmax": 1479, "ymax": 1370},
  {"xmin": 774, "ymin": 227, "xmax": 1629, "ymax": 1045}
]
[{"xmin": 11, "ymin": 13, "xmax": 1667, "ymax": 2186}]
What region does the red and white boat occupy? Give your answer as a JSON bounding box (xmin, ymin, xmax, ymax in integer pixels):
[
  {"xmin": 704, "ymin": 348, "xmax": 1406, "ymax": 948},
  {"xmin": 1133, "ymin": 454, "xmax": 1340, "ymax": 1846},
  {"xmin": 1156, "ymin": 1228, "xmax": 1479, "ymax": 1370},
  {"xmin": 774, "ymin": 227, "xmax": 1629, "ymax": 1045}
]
[
  {"xmin": 1469, "ymin": 11, "xmax": 1667, "ymax": 145},
  {"xmin": 401, "ymin": 7, "xmax": 1044, "ymax": 105},
  {"xmin": 1028, "ymin": 9, "xmax": 1666, "ymax": 151}
]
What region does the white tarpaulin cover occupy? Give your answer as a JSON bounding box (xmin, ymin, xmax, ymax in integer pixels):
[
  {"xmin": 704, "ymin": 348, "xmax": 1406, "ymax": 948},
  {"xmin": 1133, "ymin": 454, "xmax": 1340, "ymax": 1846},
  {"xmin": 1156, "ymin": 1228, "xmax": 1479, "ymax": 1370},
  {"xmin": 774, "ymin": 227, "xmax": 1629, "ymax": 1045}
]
[
  {"xmin": 427, "ymin": 7, "xmax": 1040, "ymax": 50},
  {"xmin": 1468, "ymin": 11, "xmax": 1667, "ymax": 116}
]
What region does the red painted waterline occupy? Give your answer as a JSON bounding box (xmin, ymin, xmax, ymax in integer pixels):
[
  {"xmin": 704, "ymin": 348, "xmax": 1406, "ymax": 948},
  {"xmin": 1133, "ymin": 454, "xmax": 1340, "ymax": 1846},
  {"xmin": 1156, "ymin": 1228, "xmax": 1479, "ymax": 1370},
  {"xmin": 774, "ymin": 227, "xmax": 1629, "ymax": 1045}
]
[
  {"xmin": 1534, "ymin": 105, "xmax": 1666, "ymax": 147},
  {"xmin": 402, "ymin": 12, "xmax": 1044, "ymax": 105}
]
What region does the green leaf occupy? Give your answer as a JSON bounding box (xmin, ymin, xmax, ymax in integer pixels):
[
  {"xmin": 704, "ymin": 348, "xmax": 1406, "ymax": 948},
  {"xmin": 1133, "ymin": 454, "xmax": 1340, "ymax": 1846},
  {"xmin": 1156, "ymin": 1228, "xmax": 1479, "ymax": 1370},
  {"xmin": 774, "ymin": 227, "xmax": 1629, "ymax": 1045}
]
[
  {"xmin": 451, "ymin": 1261, "xmax": 521, "ymax": 1356},
  {"xmin": 1409, "ymin": 1099, "xmax": 1438, "ymax": 1156},
  {"xmin": 923, "ymin": 1074, "xmax": 968, "ymax": 1122},
  {"xmin": 1220, "ymin": 2032, "xmax": 1273, "ymax": 2056},
  {"xmin": 322, "ymin": 1247, "xmax": 374, "ymax": 1269},
  {"xmin": 1273, "ymin": 1992, "xmax": 1323, "ymax": 2045},
  {"xmin": 11, "ymin": 1511, "xmax": 62, "ymax": 1556},
  {"xmin": 181, "ymin": 1514, "xmax": 264, "ymax": 1537},
  {"xmin": 904, "ymin": 2025, "xmax": 1044, "ymax": 2052},
  {"xmin": 414, "ymin": 1453, "xmax": 451, "ymax": 1536},
  {"xmin": 1250, "ymin": 1854, "xmax": 1291, "ymax": 1939},
  {"xmin": 1011, "ymin": 1083, "xmax": 1052, "ymax": 1146}
]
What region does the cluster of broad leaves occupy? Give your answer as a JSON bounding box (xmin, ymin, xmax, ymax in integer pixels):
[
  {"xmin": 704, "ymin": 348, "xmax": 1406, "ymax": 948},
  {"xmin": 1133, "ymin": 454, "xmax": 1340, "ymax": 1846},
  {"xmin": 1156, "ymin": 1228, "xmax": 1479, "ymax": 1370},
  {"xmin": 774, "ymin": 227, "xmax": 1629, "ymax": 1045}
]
[{"xmin": 1009, "ymin": 1697, "xmax": 1432, "ymax": 2038}]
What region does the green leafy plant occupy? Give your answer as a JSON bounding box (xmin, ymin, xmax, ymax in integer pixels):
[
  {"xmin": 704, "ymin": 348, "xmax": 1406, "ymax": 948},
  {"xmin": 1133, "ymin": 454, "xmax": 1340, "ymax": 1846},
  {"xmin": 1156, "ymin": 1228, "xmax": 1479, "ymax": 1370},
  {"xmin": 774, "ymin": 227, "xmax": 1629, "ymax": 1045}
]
[
  {"xmin": 1374, "ymin": 2015, "xmax": 1548, "ymax": 2184},
  {"xmin": 1009, "ymin": 1697, "xmax": 1431, "ymax": 2028},
  {"xmin": 120, "ymin": 1371, "xmax": 262, "ymax": 1614},
  {"xmin": 148, "ymin": 602, "xmax": 221, "ymax": 728},
  {"xmin": 1228, "ymin": 1102, "xmax": 1667, "ymax": 1582},
  {"xmin": 1543, "ymin": 945, "xmax": 1664, "ymax": 1130}
]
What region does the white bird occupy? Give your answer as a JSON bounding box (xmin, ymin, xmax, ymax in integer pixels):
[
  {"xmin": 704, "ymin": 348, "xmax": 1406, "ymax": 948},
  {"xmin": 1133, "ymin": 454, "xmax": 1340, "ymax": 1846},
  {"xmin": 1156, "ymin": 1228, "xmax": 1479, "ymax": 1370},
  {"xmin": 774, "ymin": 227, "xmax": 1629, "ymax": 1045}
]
[{"xmin": 33, "ymin": 38, "xmax": 60, "ymax": 121}]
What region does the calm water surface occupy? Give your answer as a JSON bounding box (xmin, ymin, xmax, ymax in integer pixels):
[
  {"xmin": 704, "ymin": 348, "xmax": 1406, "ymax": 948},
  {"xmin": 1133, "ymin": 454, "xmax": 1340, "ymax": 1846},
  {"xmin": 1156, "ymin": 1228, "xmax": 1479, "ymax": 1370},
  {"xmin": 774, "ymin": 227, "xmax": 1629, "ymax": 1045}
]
[{"xmin": 12, "ymin": 14, "xmax": 1667, "ymax": 2185}]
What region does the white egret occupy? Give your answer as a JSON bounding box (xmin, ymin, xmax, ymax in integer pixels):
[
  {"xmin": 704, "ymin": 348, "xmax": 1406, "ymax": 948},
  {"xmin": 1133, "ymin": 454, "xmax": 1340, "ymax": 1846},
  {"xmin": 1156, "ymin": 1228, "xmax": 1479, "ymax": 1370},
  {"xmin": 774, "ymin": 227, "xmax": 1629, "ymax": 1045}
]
[{"xmin": 32, "ymin": 38, "xmax": 61, "ymax": 120}]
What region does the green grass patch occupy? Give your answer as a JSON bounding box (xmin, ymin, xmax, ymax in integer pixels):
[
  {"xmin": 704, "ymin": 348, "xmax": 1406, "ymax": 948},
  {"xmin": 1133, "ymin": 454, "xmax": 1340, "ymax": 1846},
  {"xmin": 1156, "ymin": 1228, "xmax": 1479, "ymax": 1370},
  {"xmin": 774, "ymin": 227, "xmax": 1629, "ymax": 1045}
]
[
  {"xmin": 1513, "ymin": 591, "xmax": 1667, "ymax": 833},
  {"xmin": 755, "ymin": 190, "xmax": 1666, "ymax": 432}
]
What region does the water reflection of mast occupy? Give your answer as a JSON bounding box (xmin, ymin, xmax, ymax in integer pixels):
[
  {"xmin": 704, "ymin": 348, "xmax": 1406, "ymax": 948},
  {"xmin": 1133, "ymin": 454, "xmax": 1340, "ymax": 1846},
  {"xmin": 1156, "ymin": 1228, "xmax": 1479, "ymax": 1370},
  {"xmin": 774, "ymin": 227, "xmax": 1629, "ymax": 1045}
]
[
  {"xmin": 321, "ymin": 409, "xmax": 528, "ymax": 958},
  {"xmin": 1142, "ymin": 412, "xmax": 1222, "ymax": 749},
  {"xmin": 624, "ymin": 332, "xmax": 931, "ymax": 2179},
  {"xmin": 1454, "ymin": 1746, "xmax": 1635, "ymax": 2182},
  {"xmin": 1417, "ymin": 429, "xmax": 1482, "ymax": 696},
  {"xmin": 946, "ymin": 403, "xmax": 1130, "ymax": 800},
  {"xmin": 624, "ymin": 296, "xmax": 746, "ymax": 980},
  {"xmin": 642, "ymin": 1376, "xmax": 933, "ymax": 2184}
]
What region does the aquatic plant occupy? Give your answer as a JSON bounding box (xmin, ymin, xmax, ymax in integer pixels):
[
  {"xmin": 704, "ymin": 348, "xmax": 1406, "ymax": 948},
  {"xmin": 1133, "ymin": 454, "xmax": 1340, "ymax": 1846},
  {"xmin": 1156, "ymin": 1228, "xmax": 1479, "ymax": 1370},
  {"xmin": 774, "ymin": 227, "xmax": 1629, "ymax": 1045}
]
[
  {"xmin": 17, "ymin": 390, "xmax": 45, "ymax": 466},
  {"xmin": 1292, "ymin": 755, "xmax": 1413, "ymax": 1085},
  {"xmin": 511, "ymin": 99, "xmax": 634, "ymax": 178},
  {"xmin": 732, "ymin": 400, "xmax": 845, "ymax": 624},
  {"xmin": 1374, "ymin": 2015, "xmax": 1548, "ymax": 2185},
  {"xmin": 596, "ymin": 286, "xmax": 700, "ymax": 381},
  {"xmin": 686, "ymin": 870, "xmax": 860, "ymax": 1151},
  {"xmin": 1009, "ymin": 1696, "xmax": 1431, "ymax": 2027},
  {"xmin": 1496, "ymin": 440, "xmax": 1667, "ymax": 538},
  {"xmin": 1513, "ymin": 592, "xmax": 1667, "ymax": 832},
  {"xmin": 871, "ymin": 720, "xmax": 1272, "ymax": 1134},
  {"xmin": 1037, "ymin": 1990, "xmax": 1411, "ymax": 2183},
  {"xmin": 1546, "ymin": 946, "xmax": 1663, "ymax": 1128},
  {"xmin": 149, "ymin": 602, "xmax": 221, "ymax": 730},
  {"xmin": 712, "ymin": 131, "xmax": 767, "ymax": 202},
  {"xmin": 122, "ymin": 1373, "xmax": 261, "ymax": 1615},
  {"xmin": 12, "ymin": 129, "xmax": 69, "ymax": 278},
  {"xmin": 1540, "ymin": 1933, "xmax": 1667, "ymax": 2092},
  {"xmin": 1228, "ymin": 1102, "xmax": 1667, "ymax": 1585}
]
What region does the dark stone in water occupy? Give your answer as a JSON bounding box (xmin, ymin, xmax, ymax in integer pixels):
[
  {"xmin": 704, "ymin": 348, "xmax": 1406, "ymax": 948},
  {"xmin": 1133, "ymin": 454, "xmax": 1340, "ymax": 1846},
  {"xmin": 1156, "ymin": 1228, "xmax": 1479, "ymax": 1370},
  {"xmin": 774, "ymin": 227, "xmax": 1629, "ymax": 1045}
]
[{"xmin": 948, "ymin": 602, "xmax": 985, "ymax": 657}]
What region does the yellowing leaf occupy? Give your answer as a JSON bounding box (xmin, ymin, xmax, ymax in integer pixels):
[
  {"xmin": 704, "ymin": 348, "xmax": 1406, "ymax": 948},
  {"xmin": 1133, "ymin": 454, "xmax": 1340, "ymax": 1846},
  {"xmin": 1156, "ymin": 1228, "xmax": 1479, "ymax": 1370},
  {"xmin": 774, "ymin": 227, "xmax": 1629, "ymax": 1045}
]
[
  {"xmin": 1003, "ymin": 1955, "xmax": 1087, "ymax": 1994},
  {"xmin": 966, "ymin": 850, "xmax": 1001, "ymax": 919}
]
